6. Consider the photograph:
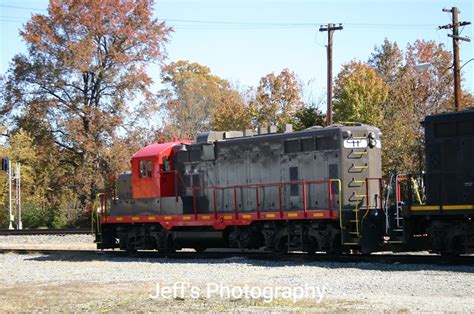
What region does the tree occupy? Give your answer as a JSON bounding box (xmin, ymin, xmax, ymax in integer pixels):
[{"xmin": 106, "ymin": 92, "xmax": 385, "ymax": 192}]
[
  {"xmin": 292, "ymin": 105, "xmax": 326, "ymax": 131},
  {"xmin": 249, "ymin": 69, "xmax": 303, "ymax": 130},
  {"xmin": 368, "ymin": 39, "xmax": 403, "ymax": 85},
  {"xmin": 160, "ymin": 60, "xmax": 247, "ymax": 138},
  {"xmin": 211, "ymin": 91, "xmax": 251, "ymax": 131},
  {"xmin": 1, "ymin": 0, "xmax": 171, "ymax": 209},
  {"xmin": 333, "ymin": 61, "xmax": 388, "ymax": 127},
  {"xmin": 368, "ymin": 39, "xmax": 453, "ymax": 174}
]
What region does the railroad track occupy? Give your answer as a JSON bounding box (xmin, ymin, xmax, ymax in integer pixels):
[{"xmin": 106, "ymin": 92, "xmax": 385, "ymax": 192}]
[
  {"xmin": 0, "ymin": 228, "xmax": 93, "ymax": 236},
  {"xmin": 1, "ymin": 248, "xmax": 473, "ymax": 265}
]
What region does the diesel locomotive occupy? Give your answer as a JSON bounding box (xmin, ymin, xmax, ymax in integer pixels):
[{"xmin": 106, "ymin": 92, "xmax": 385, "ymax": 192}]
[
  {"xmin": 96, "ymin": 123, "xmax": 386, "ymax": 254},
  {"xmin": 95, "ymin": 109, "xmax": 474, "ymax": 255}
]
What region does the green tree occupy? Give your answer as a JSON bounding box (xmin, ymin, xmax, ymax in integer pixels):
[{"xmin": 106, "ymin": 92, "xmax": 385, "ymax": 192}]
[
  {"xmin": 292, "ymin": 105, "xmax": 326, "ymax": 131},
  {"xmin": 249, "ymin": 69, "xmax": 303, "ymax": 130},
  {"xmin": 1, "ymin": 0, "xmax": 170, "ymax": 210},
  {"xmin": 0, "ymin": 131, "xmax": 68, "ymax": 228},
  {"xmin": 333, "ymin": 61, "xmax": 388, "ymax": 127}
]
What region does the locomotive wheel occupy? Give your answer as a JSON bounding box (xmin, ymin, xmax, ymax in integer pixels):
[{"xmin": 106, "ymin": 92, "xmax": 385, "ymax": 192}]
[
  {"xmin": 126, "ymin": 248, "xmax": 138, "ymax": 255},
  {"xmin": 304, "ymin": 236, "xmax": 318, "ymax": 255},
  {"xmin": 276, "ymin": 238, "xmax": 288, "ymax": 255},
  {"xmin": 159, "ymin": 236, "xmax": 176, "ymax": 254}
]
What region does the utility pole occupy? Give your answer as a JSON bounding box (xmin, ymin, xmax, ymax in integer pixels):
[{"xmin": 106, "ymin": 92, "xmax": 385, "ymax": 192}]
[
  {"xmin": 319, "ymin": 23, "xmax": 343, "ymax": 126},
  {"xmin": 439, "ymin": 7, "xmax": 471, "ymax": 111}
]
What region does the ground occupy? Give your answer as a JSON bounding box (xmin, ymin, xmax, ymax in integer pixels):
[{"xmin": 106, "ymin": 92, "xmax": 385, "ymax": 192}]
[{"xmin": 1, "ymin": 235, "xmax": 474, "ymax": 312}]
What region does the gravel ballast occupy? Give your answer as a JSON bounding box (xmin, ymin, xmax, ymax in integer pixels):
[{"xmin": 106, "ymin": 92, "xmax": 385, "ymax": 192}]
[{"xmin": 1, "ymin": 235, "xmax": 473, "ymax": 312}]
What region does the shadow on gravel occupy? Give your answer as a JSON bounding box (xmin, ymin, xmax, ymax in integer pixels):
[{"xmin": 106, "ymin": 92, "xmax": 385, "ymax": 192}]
[{"xmin": 22, "ymin": 251, "xmax": 474, "ymax": 273}]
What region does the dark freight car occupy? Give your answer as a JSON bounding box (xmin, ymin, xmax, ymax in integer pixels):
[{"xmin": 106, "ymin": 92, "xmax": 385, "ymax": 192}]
[
  {"xmin": 424, "ymin": 110, "xmax": 474, "ymax": 205},
  {"xmin": 398, "ymin": 109, "xmax": 474, "ymax": 255}
]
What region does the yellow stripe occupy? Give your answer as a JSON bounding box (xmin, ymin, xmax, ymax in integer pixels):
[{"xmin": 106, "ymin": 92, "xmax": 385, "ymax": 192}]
[
  {"xmin": 241, "ymin": 214, "xmax": 252, "ymax": 219},
  {"xmin": 115, "ymin": 217, "xmax": 124, "ymax": 221},
  {"xmin": 223, "ymin": 215, "xmax": 233, "ymax": 220},
  {"xmin": 182, "ymin": 216, "xmax": 192, "ymax": 220},
  {"xmin": 411, "ymin": 206, "xmax": 440, "ymax": 211},
  {"xmin": 148, "ymin": 216, "xmax": 156, "ymax": 221},
  {"xmin": 265, "ymin": 213, "xmax": 276, "ymax": 218},
  {"xmin": 443, "ymin": 205, "xmax": 474, "ymax": 210},
  {"xmin": 164, "ymin": 216, "xmax": 172, "ymax": 221},
  {"xmin": 288, "ymin": 213, "xmax": 298, "ymax": 218},
  {"xmin": 200, "ymin": 215, "xmax": 210, "ymax": 220},
  {"xmin": 313, "ymin": 212, "xmax": 324, "ymax": 217}
]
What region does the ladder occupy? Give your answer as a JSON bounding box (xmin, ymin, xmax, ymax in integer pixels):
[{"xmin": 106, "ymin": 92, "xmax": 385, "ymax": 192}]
[{"xmin": 342, "ymin": 188, "xmax": 365, "ymax": 246}]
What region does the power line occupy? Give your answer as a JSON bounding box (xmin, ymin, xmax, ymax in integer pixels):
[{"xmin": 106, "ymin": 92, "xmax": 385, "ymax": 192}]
[
  {"xmin": 0, "ymin": 4, "xmax": 47, "ymax": 11},
  {"xmin": 0, "ymin": 5, "xmax": 442, "ymax": 30}
]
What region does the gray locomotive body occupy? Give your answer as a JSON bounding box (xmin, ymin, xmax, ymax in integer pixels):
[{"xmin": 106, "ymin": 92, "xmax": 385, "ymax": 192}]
[{"xmin": 175, "ymin": 124, "xmax": 382, "ymax": 216}]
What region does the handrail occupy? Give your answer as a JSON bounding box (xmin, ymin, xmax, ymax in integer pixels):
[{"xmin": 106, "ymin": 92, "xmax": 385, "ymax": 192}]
[
  {"xmin": 395, "ymin": 174, "xmax": 407, "ymax": 228},
  {"xmin": 184, "ymin": 178, "xmax": 340, "ymax": 216},
  {"xmin": 119, "ymin": 170, "xmax": 342, "ymax": 220},
  {"xmin": 98, "ymin": 193, "xmax": 108, "ymax": 219},
  {"xmin": 385, "ymin": 174, "xmax": 395, "ymax": 234}
]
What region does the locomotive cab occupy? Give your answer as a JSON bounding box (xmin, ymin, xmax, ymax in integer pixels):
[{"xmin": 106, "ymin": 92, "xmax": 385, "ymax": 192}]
[{"xmin": 131, "ymin": 141, "xmax": 183, "ymax": 199}]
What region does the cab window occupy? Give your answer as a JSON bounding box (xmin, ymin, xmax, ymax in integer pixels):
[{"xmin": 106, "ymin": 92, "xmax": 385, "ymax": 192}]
[{"xmin": 139, "ymin": 160, "xmax": 153, "ymax": 178}]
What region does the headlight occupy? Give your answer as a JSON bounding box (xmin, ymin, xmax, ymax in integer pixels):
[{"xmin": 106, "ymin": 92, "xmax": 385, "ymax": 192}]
[{"xmin": 368, "ymin": 138, "xmax": 376, "ymax": 148}]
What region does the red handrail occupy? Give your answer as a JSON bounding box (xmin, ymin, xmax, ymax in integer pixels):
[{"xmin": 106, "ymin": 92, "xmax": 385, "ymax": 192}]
[
  {"xmin": 183, "ymin": 179, "xmax": 336, "ymax": 216},
  {"xmin": 107, "ymin": 170, "xmax": 340, "ymax": 218}
]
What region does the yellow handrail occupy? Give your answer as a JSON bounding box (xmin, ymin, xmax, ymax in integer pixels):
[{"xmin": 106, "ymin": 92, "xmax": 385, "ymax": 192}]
[
  {"xmin": 411, "ymin": 178, "xmax": 423, "ymax": 205},
  {"xmin": 352, "ymin": 165, "xmax": 368, "ymax": 169}
]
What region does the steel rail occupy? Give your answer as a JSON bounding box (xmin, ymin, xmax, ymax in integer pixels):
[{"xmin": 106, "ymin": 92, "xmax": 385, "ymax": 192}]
[
  {"xmin": 0, "ymin": 228, "xmax": 92, "ymax": 236},
  {"xmin": 1, "ymin": 248, "xmax": 473, "ymax": 265}
]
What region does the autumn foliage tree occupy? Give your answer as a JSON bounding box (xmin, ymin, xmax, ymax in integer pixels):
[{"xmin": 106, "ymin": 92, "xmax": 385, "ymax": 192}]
[
  {"xmin": 211, "ymin": 91, "xmax": 252, "ymax": 131},
  {"xmin": 249, "ymin": 69, "xmax": 303, "ymax": 130},
  {"xmin": 369, "ymin": 39, "xmax": 453, "ymax": 174},
  {"xmin": 160, "ymin": 60, "xmax": 249, "ymax": 139},
  {"xmin": 1, "ymin": 0, "xmax": 171, "ymax": 219}
]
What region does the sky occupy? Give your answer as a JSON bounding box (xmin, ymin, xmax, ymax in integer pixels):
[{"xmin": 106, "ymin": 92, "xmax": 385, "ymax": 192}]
[{"xmin": 0, "ymin": 0, "xmax": 473, "ymax": 109}]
